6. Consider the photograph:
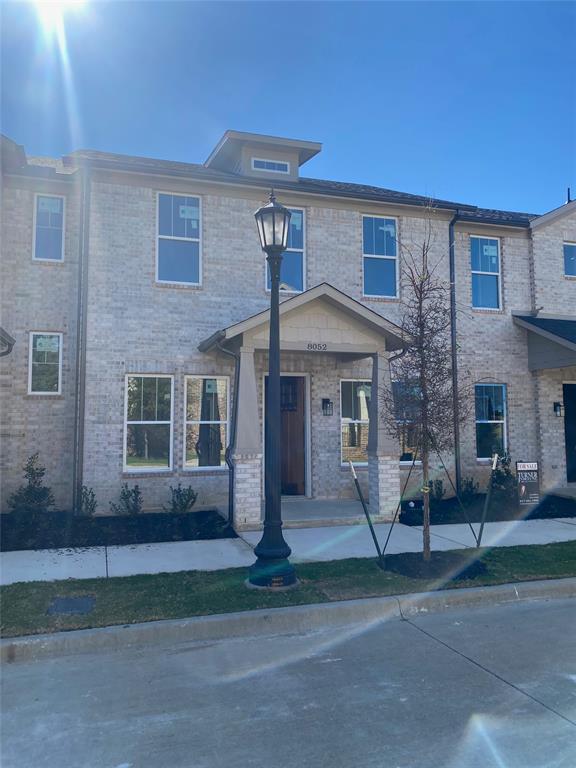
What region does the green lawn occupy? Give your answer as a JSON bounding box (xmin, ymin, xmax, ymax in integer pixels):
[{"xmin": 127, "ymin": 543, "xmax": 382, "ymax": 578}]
[{"xmin": 2, "ymin": 541, "xmax": 575, "ymax": 638}]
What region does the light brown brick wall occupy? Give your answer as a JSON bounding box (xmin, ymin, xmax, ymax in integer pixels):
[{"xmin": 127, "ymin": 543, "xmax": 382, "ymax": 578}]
[{"xmin": 2, "ymin": 167, "xmax": 575, "ymax": 515}]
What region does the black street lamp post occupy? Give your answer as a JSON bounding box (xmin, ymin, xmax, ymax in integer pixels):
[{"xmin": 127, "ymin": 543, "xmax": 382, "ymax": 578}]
[{"xmin": 248, "ymin": 192, "xmax": 297, "ymax": 589}]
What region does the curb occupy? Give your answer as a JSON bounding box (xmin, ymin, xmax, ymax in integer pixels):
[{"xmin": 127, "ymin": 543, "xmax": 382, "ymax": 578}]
[{"xmin": 2, "ymin": 577, "xmax": 575, "ymax": 664}]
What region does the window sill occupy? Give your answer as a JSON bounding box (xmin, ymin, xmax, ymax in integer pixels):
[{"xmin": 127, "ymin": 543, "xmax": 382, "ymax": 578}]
[
  {"xmin": 563, "ymin": 275, "xmax": 576, "ymax": 281},
  {"xmin": 476, "ymin": 458, "xmax": 493, "ymax": 464},
  {"xmin": 122, "ymin": 469, "xmax": 174, "ymax": 477},
  {"xmin": 182, "ymin": 466, "xmax": 228, "ymax": 474},
  {"xmin": 32, "ymin": 258, "xmax": 65, "ymax": 266},
  {"xmin": 363, "ymin": 294, "xmax": 400, "ymax": 302},
  {"xmin": 26, "ymin": 393, "xmax": 64, "ymax": 399},
  {"xmin": 266, "ymin": 289, "xmax": 304, "ymax": 296},
  {"xmin": 471, "ymin": 307, "xmax": 505, "ymax": 314},
  {"xmin": 154, "ymin": 281, "xmax": 202, "ymax": 290}
]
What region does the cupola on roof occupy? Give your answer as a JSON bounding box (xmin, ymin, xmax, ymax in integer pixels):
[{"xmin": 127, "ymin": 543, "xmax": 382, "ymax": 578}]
[{"xmin": 204, "ymin": 130, "xmax": 322, "ymax": 179}]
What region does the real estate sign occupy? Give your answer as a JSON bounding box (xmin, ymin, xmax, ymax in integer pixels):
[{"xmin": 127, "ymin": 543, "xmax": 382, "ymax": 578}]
[{"xmin": 516, "ymin": 462, "xmax": 540, "ymax": 506}]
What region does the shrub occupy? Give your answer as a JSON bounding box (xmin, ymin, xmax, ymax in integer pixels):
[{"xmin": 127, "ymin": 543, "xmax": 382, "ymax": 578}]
[
  {"xmin": 110, "ymin": 484, "xmax": 143, "ymax": 516},
  {"xmin": 164, "ymin": 483, "xmax": 198, "ymax": 514},
  {"xmin": 80, "ymin": 486, "xmax": 98, "ymax": 516},
  {"xmin": 430, "ymin": 479, "xmax": 445, "ymax": 510},
  {"xmin": 461, "ymin": 476, "xmax": 480, "ymax": 507},
  {"xmin": 492, "ymin": 453, "xmax": 517, "ymax": 510},
  {"xmin": 8, "ymin": 453, "xmax": 55, "ymax": 517}
]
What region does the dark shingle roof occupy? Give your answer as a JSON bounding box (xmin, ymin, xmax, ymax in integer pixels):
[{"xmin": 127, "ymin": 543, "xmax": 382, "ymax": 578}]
[
  {"xmin": 60, "ymin": 148, "xmax": 536, "ymax": 227},
  {"xmin": 515, "ymin": 316, "xmax": 576, "ymax": 347}
]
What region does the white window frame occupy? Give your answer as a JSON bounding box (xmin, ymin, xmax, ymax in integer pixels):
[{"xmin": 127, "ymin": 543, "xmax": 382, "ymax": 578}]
[
  {"xmin": 563, "ymin": 241, "xmax": 576, "ymax": 277},
  {"xmin": 32, "ymin": 193, "xmax": 65, "ymax": 262},
  {"xmin": 475, "ymin": 383, "xmax": 508, "ymax": 460},
  {"xmin": 470, "ymin": 235, "xmax": 502, "ymax": 310},
  {"xmin": 264, "ymin": 207, "xmax": 306, "ymax": 294},
  {"xmin": 251, "ymin": 157, "xmax": 290, "ymax": 175},
  {"xmin": 183, "ymin": 375, "xmax": 230, "ymax": 472},
  {"xmin": 123, "ymin": 374, "xmax": 174, "ymax": 473},
  {"xmin": 28, "ymin": 331, "xmax": 63, "ymax": 395},
  {"xmin": 156, "ymin": 192, "xmax": 202, "ymax": 286},
  {"xmin": 362, "ymin": 214, "xmax": 399, "ymax": 299},
  {"xmin": 340, "ymin": 378, "xmax": 371, "ymax": 466}
]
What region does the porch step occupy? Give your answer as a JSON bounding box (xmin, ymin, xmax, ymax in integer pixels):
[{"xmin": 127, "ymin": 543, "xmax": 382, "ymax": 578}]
[{"xmin": 283, "ymin": 516, "xmax": 391, "ymax": 529}]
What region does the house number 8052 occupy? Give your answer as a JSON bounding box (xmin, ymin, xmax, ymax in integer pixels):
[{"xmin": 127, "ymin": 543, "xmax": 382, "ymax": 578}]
[{"xmin": 307, "ymin": 343, "xmax": 327, "ymax": 351}]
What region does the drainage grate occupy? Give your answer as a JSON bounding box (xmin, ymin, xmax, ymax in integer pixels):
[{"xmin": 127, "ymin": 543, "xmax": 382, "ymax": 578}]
[{"xmin": 47, "ymin": 596, "xmax": 96, "ymax": 615}]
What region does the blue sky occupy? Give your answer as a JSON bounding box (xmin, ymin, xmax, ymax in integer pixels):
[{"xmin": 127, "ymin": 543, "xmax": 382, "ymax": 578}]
[{"xmin": 1, "ymin": 1, "xmax": 575, "ymax": 213}]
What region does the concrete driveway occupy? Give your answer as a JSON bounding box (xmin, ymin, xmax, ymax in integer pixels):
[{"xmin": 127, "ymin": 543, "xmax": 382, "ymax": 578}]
[{"xmin": 2, "ymin": 598, "xmax": 575, "ymax": 767}]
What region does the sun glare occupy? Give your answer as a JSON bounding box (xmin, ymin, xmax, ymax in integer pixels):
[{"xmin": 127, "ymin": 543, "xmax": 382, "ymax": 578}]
[{"xmin": 33, "ymin": 0, "xmax": 86, "ymax": 36}]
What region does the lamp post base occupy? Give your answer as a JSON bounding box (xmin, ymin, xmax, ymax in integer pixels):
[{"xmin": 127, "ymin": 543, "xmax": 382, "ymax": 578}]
[{"xmin": 247, "ymin": 557, "xmax": 298, "ymax": 589}]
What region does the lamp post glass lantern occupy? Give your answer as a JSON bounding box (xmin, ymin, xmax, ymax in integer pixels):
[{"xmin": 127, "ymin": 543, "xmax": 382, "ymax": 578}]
[{"xmin": 249, "ymin": 192, "xmax": 297, "ymax": 588}]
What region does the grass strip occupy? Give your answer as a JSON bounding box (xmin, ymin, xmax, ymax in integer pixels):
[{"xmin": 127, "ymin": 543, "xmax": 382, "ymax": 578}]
[{"xmin": 1, "ymin": 540, "xmax": 575, "ymax": 638}]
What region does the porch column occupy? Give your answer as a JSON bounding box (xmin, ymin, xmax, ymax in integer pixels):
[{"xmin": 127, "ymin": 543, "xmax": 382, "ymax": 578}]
[
  {"xmin": 231, "ymin": 346, "xmax": 262, "ymax": 529},
  {"xmin": 367, "ymin": 350, "xmax": 400, "ymax": 519}
]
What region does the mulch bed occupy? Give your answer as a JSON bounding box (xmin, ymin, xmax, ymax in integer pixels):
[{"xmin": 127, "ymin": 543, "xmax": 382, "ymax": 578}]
[
  {"xmin": 384, "ymin": 550, "xmax": 488, "ymax": 581},
  {"xmin": 399, "ymin": 493, "xmax": 576, "ymax": 527},
  {"xmin": 0, "ymin": 509, "xmax": 237, "ymax": 552}
]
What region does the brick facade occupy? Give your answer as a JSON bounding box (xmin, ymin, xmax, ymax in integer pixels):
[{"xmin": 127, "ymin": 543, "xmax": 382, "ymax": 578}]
[{"xmin": 1, "ymin": 134, "xmax": 575, "ymax": 520}]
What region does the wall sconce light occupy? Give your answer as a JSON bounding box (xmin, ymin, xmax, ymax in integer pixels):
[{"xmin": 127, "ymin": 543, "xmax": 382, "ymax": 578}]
[
  {"xmin": 553, "ymin": 402, "xmax": 564, "ymax": 417},
  {"xmin": 322, "ymin": 398, "xmax": 333, "ymax": 416}
]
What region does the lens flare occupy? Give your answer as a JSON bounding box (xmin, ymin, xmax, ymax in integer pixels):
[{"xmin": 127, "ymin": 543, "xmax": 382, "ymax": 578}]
[
  {"xmin": 33, "ymin": 0, "xmax": 85, "ymax": 36},
  {"xmin": 30, "ymin": 0, "xmax": 87, "ymax": 150}
]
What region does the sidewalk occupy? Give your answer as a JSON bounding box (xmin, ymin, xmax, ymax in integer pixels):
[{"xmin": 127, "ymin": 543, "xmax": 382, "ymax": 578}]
[{"xmin": 1, "ymin": 518, "xmax": 575, "ymax": 586}]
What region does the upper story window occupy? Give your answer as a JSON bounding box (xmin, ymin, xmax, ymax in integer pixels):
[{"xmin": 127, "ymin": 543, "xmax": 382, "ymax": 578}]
[
  {"xmin": 475, "ymin": 383, "xmax": 507, "ymax": 459},
  {"xmin": 471, "ymin": 236, "xmax": 500, "ymax": 309},
  {"xmin": 28, "ymin": 332, "xmax": 62, "ymax": 395},
  {"xmin": 125, "ymin": 375, "xmax": 173, "ymax": 471},
  {"xmin": 185, "ymin": 376, "xmax": 229, "ymax": 469},
  {"xmin": 362, "ymin": 216, "xmax": 398, "ymax": 298},
  {"xmin": 251, "ymin": 158, "xmax": 290, "ymax": 174},
  {"xmin": 157, "ymin": 193, "xmax": 201, "ymax": 285},
  {"xmin": 564, "ymin": 242, "xmax": 576, "ymax": 277},
  {"xmin": 266, "ymin": 208, "xmax": 305, "ymax": 292},
  {"xmin": 33, "ymin": 194, "xmax": 64, "ymax": 262}
]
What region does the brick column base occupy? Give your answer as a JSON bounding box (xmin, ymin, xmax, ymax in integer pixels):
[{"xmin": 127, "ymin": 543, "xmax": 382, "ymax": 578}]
[
  {"xmin": 368, "ymin": 454, "xmax": 400, "ymax": 520},
  {"xmin": 232, "ymin": 453, "xmax": 262, "ymax": 530}
]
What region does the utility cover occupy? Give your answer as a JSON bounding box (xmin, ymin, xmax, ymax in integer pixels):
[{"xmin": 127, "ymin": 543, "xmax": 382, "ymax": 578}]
[{"xmin": 47, "ymin": 596, "xmax": 96, "ymax": 615}]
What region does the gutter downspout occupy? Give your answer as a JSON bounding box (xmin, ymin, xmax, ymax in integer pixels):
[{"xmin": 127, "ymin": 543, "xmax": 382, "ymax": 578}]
[
  {"xmin": 72, "ymin": 166, "xmax": 91, "ymax": 512},
  {"xmin": 215, "ymin": 339, "xmax": 240, "ymax": 526},
  {"xmin": 449, "ymin": 210, "xmax": 462, "ymax": 495}
]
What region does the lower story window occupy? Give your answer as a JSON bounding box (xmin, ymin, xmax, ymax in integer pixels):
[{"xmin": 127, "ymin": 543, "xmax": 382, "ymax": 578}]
[
  {"xmin": 475, "ymin": 383, "xmax": 507, "ymax": 459},
  {"xmin": 28, "ymin": 332, "xmax": 62, "ymax": 394},
  {"xmin": 185, "ymin": 376, "xmax": 228, "ymax": 468},
  {"xmin": 125, "ymin": 375, "xmax": 173, "ymax": 470},
  {"xmin": 392, "ymin": 381, "xmax": 420, "ymax": 462},
  {"xmin": 341, "ymin": 380, "xmax": 371, "ymax": 464}
]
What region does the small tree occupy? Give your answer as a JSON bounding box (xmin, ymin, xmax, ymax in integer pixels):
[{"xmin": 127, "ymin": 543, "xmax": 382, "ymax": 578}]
[
  {"xmin": 8, "ymin": 453, "xmax": 55, "ymax": 516},
  {"xmin": 381, "ymin": 207, "xmax": 470, "ymax": 561}
]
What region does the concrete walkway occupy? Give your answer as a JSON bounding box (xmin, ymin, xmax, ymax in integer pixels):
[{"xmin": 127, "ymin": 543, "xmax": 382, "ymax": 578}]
[{"xmin": 1, "ymin": 518, "xmax": 575, "ymax": 586}]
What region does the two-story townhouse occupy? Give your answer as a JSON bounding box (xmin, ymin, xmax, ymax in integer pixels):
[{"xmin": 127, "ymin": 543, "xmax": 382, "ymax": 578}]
[{"xmin": 1, "ymin": 131, "xmax": 575, "ymax": 528}]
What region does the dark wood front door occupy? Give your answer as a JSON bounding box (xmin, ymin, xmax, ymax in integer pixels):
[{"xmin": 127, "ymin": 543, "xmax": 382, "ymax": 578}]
[
  {"xmin": 265, "ymin": 375, "xmax": 306, "ymax": 495},
  {"xmin": 564, "ymin": 384, "xmax": 576, "ymax": 483}
]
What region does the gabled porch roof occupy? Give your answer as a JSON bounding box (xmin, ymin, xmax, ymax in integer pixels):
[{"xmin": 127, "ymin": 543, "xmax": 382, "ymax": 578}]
[
  {"xmin": 198, "ymin": 283, "xmax": 407, "ymax": 353},
  {"xmin": 513, "ymin": 314, "xmax": 576, "ymax": 370}
]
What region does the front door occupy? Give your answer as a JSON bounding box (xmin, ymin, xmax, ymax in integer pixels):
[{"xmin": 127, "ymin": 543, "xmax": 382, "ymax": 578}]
[
  {"xmin": 265, "ymin": 375, "xmax": 306, "ymax": 495},
  {"xmin": 564, "ymin": 384, "xmax": 576, "ymax": 483}
]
